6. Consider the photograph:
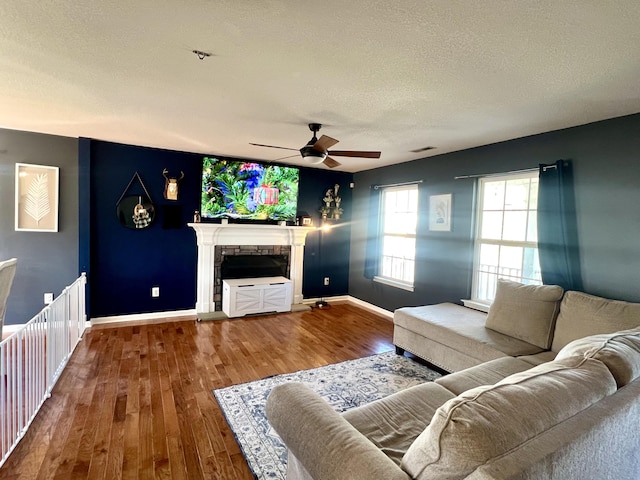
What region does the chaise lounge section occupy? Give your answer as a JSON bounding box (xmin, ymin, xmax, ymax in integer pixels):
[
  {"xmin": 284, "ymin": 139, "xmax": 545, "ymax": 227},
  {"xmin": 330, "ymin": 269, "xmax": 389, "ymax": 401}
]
[{"xmin": 393, "ymin": 280, "xmax": 640, "ymax": 372}]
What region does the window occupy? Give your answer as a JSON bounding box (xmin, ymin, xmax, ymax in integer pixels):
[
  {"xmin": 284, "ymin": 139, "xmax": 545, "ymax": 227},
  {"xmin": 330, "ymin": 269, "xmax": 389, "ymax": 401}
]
[
  {"xmin": 374, "ymin": 185, "xmax": 419, "ymax": 291},
  {"xmin": 471, "ymin": 172, "xmax": 541, "ymax": 305}
]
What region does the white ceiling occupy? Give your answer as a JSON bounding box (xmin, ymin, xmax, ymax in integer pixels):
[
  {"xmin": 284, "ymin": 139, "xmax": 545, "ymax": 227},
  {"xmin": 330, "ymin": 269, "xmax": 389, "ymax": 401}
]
[{"xmin": 1, "ymin": 1, "xmax": 640, "ymax": 173}]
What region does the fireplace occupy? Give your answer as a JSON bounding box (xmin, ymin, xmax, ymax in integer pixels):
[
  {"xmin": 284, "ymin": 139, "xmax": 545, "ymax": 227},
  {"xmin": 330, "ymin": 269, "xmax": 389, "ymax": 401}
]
[
  {"xmin": 221, "ymin": 252, "xmax": 289, "ymax": 279},
  {"xmin": 215, "ymin": 247, "xmax": 291, "ymax": 311},
  {"xmin": 189, "ymin": 223, "xmax": 314, "ymax": 319}
]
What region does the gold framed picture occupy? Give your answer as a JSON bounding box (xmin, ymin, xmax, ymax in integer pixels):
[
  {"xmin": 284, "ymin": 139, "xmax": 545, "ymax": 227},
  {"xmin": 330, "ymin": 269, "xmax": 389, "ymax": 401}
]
[{"xmin": 15, "ymin": 163, "xmax": 60, "ymax": 232}]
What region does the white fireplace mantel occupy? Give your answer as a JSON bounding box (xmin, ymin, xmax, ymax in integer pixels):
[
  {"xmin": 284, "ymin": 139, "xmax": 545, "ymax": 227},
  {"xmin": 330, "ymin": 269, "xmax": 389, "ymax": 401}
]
[{"xmin": 188, "ymin": 223, "xmax": 314, "ymax": 319}]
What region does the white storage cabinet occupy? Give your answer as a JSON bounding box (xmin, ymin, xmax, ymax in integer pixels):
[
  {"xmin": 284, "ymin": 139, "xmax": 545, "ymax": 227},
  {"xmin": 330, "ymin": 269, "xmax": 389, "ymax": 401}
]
[{"xmin": 222, "ymin": 276, "xmax": 292, "ymax": 318}]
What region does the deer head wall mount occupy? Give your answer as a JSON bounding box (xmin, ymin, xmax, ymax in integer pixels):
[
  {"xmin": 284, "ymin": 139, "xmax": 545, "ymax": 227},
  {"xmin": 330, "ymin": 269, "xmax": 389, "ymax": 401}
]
[{"xmin": 162, "ymin": 169, "xmax": 184, "ymax": 200}]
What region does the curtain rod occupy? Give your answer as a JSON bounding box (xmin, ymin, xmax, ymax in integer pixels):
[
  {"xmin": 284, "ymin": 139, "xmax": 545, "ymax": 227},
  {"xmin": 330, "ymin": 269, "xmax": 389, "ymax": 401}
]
[
  {"xmin": 454, "ymin": 166, "xmax": 550, "ymax": 180},
  {"xmin": 372, "ymin": 180, "xmax": 423, "ymax": 190}
]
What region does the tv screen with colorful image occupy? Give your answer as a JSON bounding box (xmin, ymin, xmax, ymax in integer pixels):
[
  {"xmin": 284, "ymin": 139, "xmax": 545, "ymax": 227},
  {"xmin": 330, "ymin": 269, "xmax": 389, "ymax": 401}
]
[{"xmin": 201, "ymin": 157, "xmax": 300, "ymax": 221}]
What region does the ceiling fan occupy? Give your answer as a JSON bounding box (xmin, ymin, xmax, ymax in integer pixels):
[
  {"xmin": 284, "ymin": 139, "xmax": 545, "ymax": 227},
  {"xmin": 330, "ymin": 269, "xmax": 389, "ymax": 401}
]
[{"xmin": 250, "ymin": 123, "xmax": 381, "ymax": 168}]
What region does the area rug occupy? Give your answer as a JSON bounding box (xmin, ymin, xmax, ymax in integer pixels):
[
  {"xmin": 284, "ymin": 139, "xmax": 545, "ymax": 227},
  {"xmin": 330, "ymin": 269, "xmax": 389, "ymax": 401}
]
[{"xmin": 213, "ymin": 351, "xmax": 441, "ymax": 479}]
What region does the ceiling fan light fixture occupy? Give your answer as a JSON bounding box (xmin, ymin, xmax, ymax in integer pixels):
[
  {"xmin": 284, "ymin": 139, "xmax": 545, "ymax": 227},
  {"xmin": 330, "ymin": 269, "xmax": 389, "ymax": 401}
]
[{"xmin": 300, "ymin": 145, "xmax": 327, "ymax": 164}]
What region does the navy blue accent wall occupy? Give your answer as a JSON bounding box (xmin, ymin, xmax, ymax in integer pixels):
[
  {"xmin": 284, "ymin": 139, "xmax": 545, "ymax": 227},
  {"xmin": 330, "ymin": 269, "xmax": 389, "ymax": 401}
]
[
  {"xmin": 85, "ymin": 139, "xmax": 353, "ymax": 318},
  {"xmin": 0, "ymin": 129, "xmax": 79, "ymax": 325},
  {"xmin": 87, "ymin": 140, "xmax": 202, "ymax": 318},
  {"xmin": 349, "ymin": 113, "xmax": 640, "ymax": 311}
]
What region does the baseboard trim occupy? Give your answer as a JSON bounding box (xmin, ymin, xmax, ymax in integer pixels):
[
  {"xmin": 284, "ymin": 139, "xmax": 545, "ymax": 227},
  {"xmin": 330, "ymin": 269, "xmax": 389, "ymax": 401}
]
[
  {"xmin": 87, "ymin": 297, "xmax": 392, "ymax": 326},
  {"xmin": 302, "ymin": 295, "xmax": 394, "ymax": 320},
  {"xmin": 90, "ymin": 309, "xmax": 197, "ymax": 326},
  {"xmin": 345, "ymin": 296, "xmax": 394, "ymax": 320}
]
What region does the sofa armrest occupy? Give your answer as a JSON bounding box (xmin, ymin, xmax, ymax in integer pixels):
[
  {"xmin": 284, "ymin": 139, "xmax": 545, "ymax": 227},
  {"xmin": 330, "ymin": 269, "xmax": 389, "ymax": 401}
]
[{"xmin": 266, "ymin": 382, "xmax": 409, "ymax": 480}]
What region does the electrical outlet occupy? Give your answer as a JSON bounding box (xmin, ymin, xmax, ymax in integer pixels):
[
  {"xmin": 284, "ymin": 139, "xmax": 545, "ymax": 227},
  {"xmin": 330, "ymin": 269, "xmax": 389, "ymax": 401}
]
[
  {"xmin": 151, "ymin": 286, "xmax": 160, "ymax": 297},
  {"xmin": 44, "ymin": 293, "xmax": 54, "ymax": 304},
  {"xmin": 323, "ymin": 277, "xmax": 330, "ymax": 286}
]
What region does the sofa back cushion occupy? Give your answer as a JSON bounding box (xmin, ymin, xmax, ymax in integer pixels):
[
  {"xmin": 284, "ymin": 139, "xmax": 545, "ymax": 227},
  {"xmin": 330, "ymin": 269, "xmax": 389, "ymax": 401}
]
[
  {"xmin": 556, "ymin": 327, "xmax": 640, "ymax": 388},
  {"xmin": 485, "ymin": 279, "xmax": 564, "ymax": 349},
  {"xmin": 400, "ymin": 356, "xmax": 616, "ymax": 480},
  {"xmin": 551, "ymin": 291, "xmax": 640, "ymax": 353}
]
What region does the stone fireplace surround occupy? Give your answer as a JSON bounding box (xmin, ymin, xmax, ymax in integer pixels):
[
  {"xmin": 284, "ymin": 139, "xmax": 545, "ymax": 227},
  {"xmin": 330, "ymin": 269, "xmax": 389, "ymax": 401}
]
[{"xmin": 189, "ymin": 223, "xmax": 314, "ymax": 319}]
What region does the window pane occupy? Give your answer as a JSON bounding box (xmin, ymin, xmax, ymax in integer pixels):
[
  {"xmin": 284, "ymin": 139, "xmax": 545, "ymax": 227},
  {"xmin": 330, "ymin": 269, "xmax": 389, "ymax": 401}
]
[
  {"xmin": 498, "ymin": 246, "xmax": 523, "ymax": 279},
  {"xmin": 395, "ymin": 189, "xmax": 409, "ymax": 210},
  {"xmin": 527, "ymin": 211, "xmax": 538, "ymax": 242},
  {"xmin": 504, "ymin": 178, "xmax": 530, "ymax": 210},
  {"xmin": 404, "ymin": 260, "xmax": 415, "ymax": 283},
  {"xmin": 481, "ymin": 211, "xmax": 503, "ymax": 240},
  {"xmin": 409, "ymin": 188, "xmax": 418, "ymax": 208},
  {"xmin": 523, "ymin": 247, "xmax": 541, "ymax": 283},
  {"xmin": 385, "ymin": 213, "xmax": 413, "ymax": 235},
  {"xmin": 382, "ymin": 236, "xmax": 415, "ymax": 260},
  {"xmin": 381, "ymin": 256, "xmax": 392, "ymax": 277},
  {"xmin": 479, "ymin": 243, "xmax": 499, "ymax": 268},
  {"xmin": 483, "ymin": 181, "xmax": 505, "ymax": 210},
  {"xmin": 528, "ymin": 178, "xmax": 539, "ymax": 209},
  {"xmin": 503, "ymin": 211, "xmax": 528, "ymax": 242}
]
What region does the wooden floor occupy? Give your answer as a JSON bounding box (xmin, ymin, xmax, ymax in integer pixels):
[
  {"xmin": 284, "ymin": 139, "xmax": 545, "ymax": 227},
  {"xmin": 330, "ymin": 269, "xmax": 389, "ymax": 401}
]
[{"xmin": 0, "ymin": 303, "xmax": 394, "ymax": 480}]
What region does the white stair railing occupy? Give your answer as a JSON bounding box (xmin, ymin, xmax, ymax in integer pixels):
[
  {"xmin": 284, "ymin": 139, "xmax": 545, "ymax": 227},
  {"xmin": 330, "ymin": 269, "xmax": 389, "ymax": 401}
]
[{"xmin": 0, "ymin": 273, "xmax": 87, "ymax": 468}]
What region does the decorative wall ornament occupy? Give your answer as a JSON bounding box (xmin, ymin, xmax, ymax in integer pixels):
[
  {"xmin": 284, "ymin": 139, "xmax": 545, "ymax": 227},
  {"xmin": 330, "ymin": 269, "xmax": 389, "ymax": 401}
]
[
  {"xmin": 429, "ymin": 193, "xmax": 452, "ymax": 231},
  {"xmin": 116, "ymin": 172, "xmax": 155, "ymax": 229},
  {"xmin": 320, "ymin": 184, "xmax": 343, "ymax": 220},
  {"xmin": 162, "ymin": 169, "xmax": 184, "ymax": 200},
  {"xmin": 15, "ymin": 163, "xmax": 59, "ymax": 232}
]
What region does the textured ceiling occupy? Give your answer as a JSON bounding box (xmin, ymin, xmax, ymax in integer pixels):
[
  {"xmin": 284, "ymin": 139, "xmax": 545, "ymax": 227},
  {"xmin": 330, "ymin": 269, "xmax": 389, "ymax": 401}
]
[{"xmin": 1, "ymin": 1, "xmax": 639, "ymax": 172}]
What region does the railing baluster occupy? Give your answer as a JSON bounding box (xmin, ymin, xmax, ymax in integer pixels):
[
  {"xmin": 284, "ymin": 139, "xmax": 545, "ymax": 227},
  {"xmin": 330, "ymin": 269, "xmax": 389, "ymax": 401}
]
[{"xmin": 0, "ymin": 274, "xmax": 87, "ymax": 468}]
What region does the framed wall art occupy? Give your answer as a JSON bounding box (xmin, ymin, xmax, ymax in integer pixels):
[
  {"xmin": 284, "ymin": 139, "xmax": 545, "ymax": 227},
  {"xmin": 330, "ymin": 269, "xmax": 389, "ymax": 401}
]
[
  {"xmin": 15, "ymin": 163, "xmax": 59, "ymax": 232},
  {"xmin": 429, "ymin": 193, "xmax": 452, "ymax": 232}
]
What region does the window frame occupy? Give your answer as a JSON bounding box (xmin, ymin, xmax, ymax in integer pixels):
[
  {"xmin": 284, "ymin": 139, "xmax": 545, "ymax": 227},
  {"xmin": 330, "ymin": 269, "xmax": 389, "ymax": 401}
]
[
  {"xmin": 468, "ymin": 171, "xmax": 541, "ymax": 309},
  {"xmin": 373, "ymin": 184, "xmax": 419, "ymax": 292}
]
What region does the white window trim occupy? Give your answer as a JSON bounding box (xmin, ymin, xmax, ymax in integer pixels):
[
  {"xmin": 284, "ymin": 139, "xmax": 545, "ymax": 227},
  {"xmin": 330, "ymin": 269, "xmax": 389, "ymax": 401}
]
[
  {"xmin": 470, "ymin": 171, "xmax": 540, "ymax": 305},
  {"xmin": 373, "ymin": 275, "xmax": 415, "ymax": 292},
  {"xmin": 461, "ymin": 299, "xmax": 490, "ymax": 312},
  {"xmin": 377, "ymin": 184, "xmax": 419, "ymax": 290}
]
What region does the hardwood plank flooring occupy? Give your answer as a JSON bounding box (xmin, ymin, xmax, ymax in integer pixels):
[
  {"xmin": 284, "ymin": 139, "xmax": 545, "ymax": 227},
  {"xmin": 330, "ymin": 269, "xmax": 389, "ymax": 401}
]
[{"xmin": 0, "ymin": 303, "xmax": 394, "ymax": 479}]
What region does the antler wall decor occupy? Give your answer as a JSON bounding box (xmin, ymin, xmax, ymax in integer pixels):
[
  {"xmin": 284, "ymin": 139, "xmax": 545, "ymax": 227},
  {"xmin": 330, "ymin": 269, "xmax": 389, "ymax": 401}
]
[{"xmin": 162, "ymin": 169, "xmax": 184, "ymax": 200}]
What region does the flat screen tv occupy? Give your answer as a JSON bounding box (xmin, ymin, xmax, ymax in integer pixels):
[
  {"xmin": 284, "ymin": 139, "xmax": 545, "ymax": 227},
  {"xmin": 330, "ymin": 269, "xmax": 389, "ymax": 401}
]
[{"xmin": 201, "ymin": 157, "xmax": 300, "ymax": 221}]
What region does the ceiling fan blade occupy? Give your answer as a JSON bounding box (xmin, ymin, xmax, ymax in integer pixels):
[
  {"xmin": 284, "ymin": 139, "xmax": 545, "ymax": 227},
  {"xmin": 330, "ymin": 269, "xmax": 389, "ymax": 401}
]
[
  {"xmin": 323, "ymin": 156, "xmax": 341, "ymax": 169},
  {"xmin": 274, "ymin": 154, "xmax": 301, "ymax": 161},
  {"xmin": 312, "ymin": 135, "xmax": 339, "ymax": 152},
  {"xmin": 327, "ymin": 150, "xmax": 381, "ymax": 158},
  {"xmin": 249, "ymin": 143, "xmax": 298, "ymax": 151}
]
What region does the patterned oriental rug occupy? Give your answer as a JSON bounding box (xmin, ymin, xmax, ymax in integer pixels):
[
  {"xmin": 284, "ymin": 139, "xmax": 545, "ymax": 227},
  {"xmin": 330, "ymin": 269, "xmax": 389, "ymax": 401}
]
[{"xmin": 213, "ymin": 351, "xmax": 442, "ymax": 480}]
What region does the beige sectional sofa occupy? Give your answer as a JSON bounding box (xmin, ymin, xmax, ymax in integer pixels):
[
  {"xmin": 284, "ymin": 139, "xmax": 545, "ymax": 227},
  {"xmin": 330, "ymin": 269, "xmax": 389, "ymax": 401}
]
[
  {"xmin": 393, "ymin": 280, "xmax": 640, "ymax": 373},
  {"xmin": 266, "ymin": 280, "xmax": 640, "ymax": 479}
]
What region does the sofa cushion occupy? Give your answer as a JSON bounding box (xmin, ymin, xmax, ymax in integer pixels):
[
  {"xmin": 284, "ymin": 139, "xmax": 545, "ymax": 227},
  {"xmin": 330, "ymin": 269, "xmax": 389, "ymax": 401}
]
[
  {"xmin": 556, "ymin": 327, "xmax": 640, "ymax": 388},
  {"xmin": 485, "ymin": 279, "xmax": 564, "ymax": 349},
  {"xmin": 343, "ymin": 382, "xmax": 456, "ymax": 466},
  {"xmin": 551, "ymin": 291, "xmax": 640, "ymax": 352},
  {"xmin": 400, "ymin": 356, "xmax": 616, "ymax": 480},
  {"xmin": 435, "ymin": 356, "xmax": 533, "ymax": 396}
]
